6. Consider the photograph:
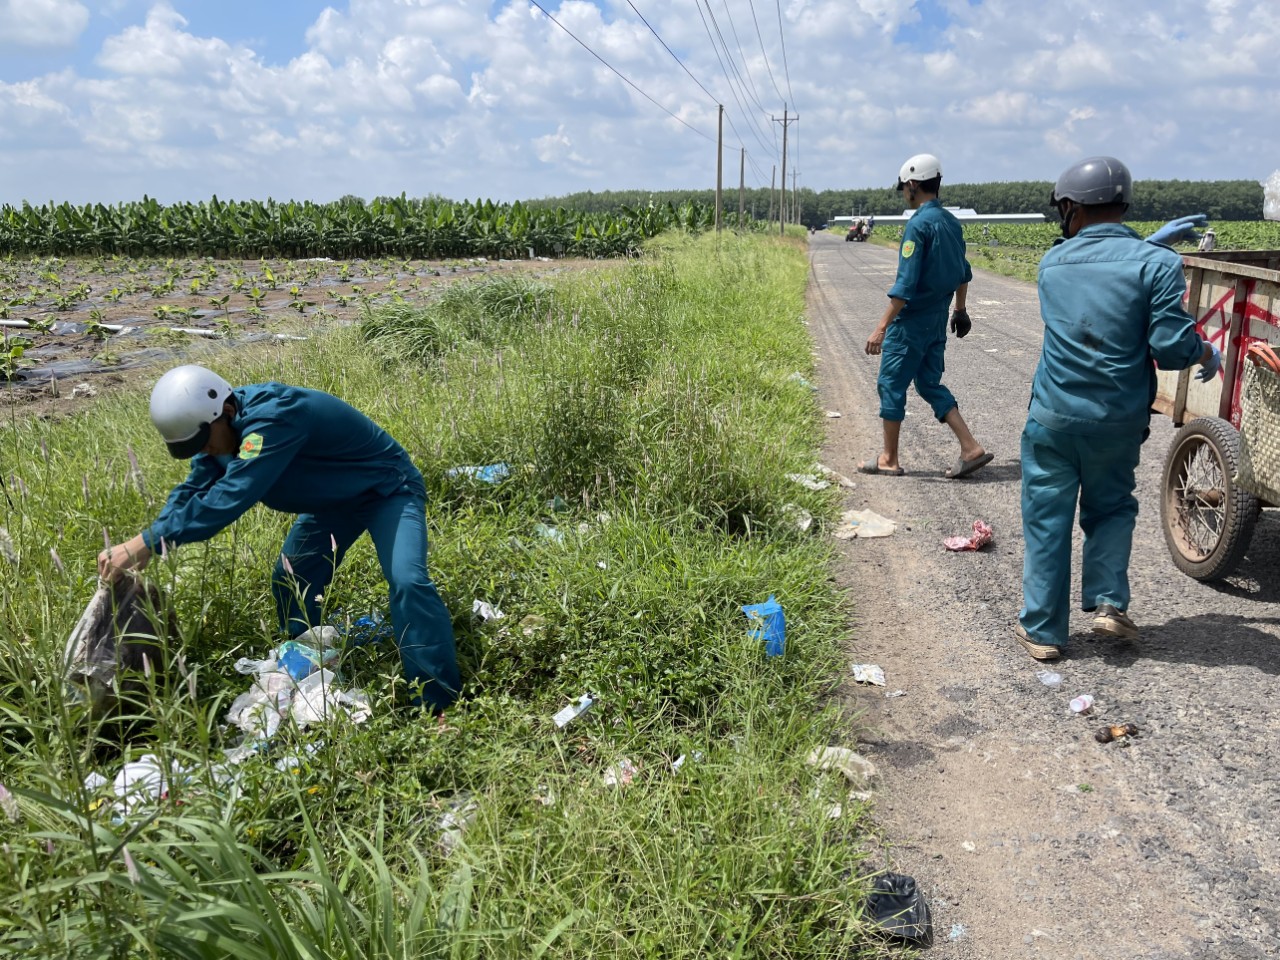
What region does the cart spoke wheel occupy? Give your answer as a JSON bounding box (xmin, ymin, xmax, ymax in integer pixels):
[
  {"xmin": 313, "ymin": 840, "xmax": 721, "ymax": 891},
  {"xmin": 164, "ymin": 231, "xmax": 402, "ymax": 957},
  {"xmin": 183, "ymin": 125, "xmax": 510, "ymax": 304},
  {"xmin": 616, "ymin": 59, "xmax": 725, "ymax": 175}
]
[{"xmin": 1160, "ymin": 417, "xmax": 1258, "ymax": 581}]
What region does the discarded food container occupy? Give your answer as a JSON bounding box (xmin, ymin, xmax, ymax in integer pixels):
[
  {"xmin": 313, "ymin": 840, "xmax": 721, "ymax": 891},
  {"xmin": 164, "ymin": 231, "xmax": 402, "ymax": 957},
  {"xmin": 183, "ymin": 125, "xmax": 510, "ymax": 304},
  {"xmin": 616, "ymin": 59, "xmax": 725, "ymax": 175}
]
[
  {"xmin": 552, "ymin": 694, "xmax": 594, "ymax": 729},
  {"xmin": 851, "ymin": 663, "xmax": 886, "ymax": 686},
  {"xmin": 743, "ymin": 595, "xmax": 786, "ymax": 657},
  {"xmin": 1069, "ymin": 694, "xmax": 1095, "ymax": 715}
]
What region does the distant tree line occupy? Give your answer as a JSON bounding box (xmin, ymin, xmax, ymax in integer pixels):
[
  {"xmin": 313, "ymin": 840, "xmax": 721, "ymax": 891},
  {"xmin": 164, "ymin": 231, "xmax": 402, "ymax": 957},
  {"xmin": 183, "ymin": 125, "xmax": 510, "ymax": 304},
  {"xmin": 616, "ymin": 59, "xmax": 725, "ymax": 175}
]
[{"xmin": 524, "ymin": 180, "xmax": 1264, "ymax": 227}]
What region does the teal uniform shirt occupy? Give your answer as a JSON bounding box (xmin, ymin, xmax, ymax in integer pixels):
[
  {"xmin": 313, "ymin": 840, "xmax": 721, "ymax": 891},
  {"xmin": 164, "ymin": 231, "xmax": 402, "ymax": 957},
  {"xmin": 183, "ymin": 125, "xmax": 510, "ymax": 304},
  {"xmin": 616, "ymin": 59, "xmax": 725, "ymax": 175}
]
[
  {"xmin": 887, "ymin": 199, "xmax": 973, "ymax": 325},
  {"xmin": 145, "ymin": 383, "xmax": 423, "ymax": 550},
  {"xmin": 1031, "ymin": 223, "xmax": 1207, "ymax": 437}
]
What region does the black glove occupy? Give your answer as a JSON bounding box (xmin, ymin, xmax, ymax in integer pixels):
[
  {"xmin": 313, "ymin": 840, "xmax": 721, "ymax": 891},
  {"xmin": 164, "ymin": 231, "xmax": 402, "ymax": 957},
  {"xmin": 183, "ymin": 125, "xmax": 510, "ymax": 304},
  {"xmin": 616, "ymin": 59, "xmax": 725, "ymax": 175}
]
[{"xmin": 950, "ymin": 308, "xmax": 971, "ymax": 338}]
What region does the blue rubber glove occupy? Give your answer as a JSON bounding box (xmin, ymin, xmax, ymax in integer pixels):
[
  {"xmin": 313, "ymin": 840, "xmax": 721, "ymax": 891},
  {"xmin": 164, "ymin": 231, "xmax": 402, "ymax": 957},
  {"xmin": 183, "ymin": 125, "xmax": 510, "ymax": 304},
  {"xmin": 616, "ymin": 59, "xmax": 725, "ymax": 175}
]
[
  {"xmin": 1147, "ymin": 214, "xmax": 1209, "ymax": 246},
  {"xmin": 1195, "ymin": 341, "xmax": 1222, "ymax": 382}
]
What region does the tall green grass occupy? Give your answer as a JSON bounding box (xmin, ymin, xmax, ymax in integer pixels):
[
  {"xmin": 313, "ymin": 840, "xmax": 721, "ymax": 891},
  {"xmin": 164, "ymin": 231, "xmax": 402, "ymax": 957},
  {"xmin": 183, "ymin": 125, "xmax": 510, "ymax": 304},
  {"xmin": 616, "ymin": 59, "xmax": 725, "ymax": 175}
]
[{"xmin": 0, "ymin": 233, "xmax": 887, "ymax": 958}]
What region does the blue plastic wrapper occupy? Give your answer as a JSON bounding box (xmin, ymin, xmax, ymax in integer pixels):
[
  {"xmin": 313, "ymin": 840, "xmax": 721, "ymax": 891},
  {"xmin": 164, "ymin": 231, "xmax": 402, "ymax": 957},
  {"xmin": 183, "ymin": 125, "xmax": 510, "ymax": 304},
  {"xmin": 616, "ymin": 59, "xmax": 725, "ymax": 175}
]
[
  {"xmin": 445, "ymin": 463, "xmax": 510, "ymax": 484},
  {"xmin": 339, "ymin": 612, "xmax": 396, "ymax": 648},
  {"xmin": 276, "ymin": 641, "xmax": 337, "ymax": 680},
  {"xmin": 743, "ymin": 595, "xmax": 786, "ymax": 657}
]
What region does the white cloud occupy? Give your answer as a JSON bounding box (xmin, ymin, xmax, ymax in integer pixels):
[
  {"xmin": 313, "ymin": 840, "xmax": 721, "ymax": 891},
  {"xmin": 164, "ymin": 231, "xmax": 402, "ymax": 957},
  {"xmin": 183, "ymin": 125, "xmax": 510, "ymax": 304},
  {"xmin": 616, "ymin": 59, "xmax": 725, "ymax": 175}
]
[
  {"xmin": 0, "ymin": 0, "xmax": 89, "ymax": 49},
  {"xmin": 1, "ymin": 0, "xmax": 1278, "ymax": 203}
]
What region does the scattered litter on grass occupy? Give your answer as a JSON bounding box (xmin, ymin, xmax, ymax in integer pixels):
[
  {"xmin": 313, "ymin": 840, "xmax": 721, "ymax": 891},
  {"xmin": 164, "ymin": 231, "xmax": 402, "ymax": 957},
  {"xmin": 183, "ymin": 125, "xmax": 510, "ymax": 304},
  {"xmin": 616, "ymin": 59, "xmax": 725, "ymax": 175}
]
[
  {"xmin": 815, "ymin": 463, "xmax": 857, "ymax": 488},
  {"xmin": 781, "ymin": 503, "xmax": 813, "ymax": 532},
  {"xmin": 833, "ymin": 509, "xmax": 896, "ymax": 539},
  {"xmin": 866, "ymin": 872, "xmax": 932, "ymax": 943},
  {"xmin": 671, "ymin": 751, "xmax": 703, "ymax": 773},
  {"xmin": 342, "ymin": 611, "xmax": 395, "ymax": 646},
  {"xmin": 787, "ymin": 372, "xmax": 816, "ymax": 390},
  {"xmin": 806, "ymin": 746, "xmax": 877, "ymax": 789},
  {"xmin": 437, "ymin": 793, "xmax": 479, "ymax": 856},
  {"xmin": 825, "ymin": 410, "xmax": 842, "ymax": 418},
  {"xmin": 472, "ymin": 600, "xmax": 505, "ymax": 622},
  {"xmin": 532, "ymin": 784, "xmax": 556, "ymax": 807},
  {"xmin": 445, "ymin": 463, "xmax": 510, "ymax": 484},
  {"xmin": 1069, "ymin": 694, "xmax": 1095, "ymax": 715},
  {"xmin": 743, "ymin": 595, "xmax": 786, "ymax": 657},
  {"xmin": 827, "ymin": 803, "xmax": 843, "ymax": 819},
  {"xmin": 533, "ymin": 522, "xmax": 565, "ymax": 544},
  {"xmin": 785, "ymin": 473, "xmax": 831, "ymax": 492},
  {"xmin": 519, "ymin": 614, "xmax": 547, "ymax": 636},
  {"xmin": 851, "ymin": 663, "xmax": 886, "ymax": 686},
  {"xmin": 943, "ymin": 519, "xmax": 994, "ymax": 551},
  {"xmin": 546, "ymin": 496, "xmax": 570, "ymax": 513},
  {"xmin": 71, "ymin": 382, "xmax": 97, "ymax": 398},
  {"xmin": 602, "ymin": 758, "xmax": 639, "ymax": 788},
  {"xmin": 552, "ymin": 694, "xmax": 594, "ymax": 729},
  {"xmin": 885, "ymin": 689, "xmax": 907, "ymax": 699},
  {"xmin": 1095, "ymin": 722, "xmax": 1138, "ymax": 744},
  {"xmin": 1036, "ymin": 669, "xmax": 1063, "ymax": 687}
]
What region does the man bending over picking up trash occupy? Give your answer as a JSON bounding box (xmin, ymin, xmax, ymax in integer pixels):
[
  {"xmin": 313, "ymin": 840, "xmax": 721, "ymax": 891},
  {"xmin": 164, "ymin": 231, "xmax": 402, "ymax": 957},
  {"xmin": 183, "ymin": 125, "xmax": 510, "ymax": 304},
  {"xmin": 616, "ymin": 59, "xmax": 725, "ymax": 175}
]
[
  {"xmin": 98, "ymin": 364, "xmax": 460, "ymax": 712},
  {"xmin": 1014, "ymin": 158, "xmax": 1221, "ymax": 662},
  {"xmin": 861, "ymin": 152, "xmax": 993, "ymax": 479}
]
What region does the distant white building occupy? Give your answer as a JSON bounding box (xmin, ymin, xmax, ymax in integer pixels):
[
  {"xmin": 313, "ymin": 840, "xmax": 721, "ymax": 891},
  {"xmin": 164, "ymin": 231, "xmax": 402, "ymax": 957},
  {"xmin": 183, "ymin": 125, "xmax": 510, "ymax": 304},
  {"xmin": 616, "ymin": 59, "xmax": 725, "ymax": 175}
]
[{"xmin": 832, "ymin": 207, "xmax": 1045, "ymax": 226}]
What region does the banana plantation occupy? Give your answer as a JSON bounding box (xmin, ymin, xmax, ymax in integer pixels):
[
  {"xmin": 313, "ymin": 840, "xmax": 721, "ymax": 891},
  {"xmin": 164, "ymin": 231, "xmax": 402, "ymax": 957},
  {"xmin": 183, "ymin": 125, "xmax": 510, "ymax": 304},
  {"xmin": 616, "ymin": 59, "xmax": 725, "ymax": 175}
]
[{"xmin": 0, "ymin": 196, "xmax": 756, "ymax": 260}]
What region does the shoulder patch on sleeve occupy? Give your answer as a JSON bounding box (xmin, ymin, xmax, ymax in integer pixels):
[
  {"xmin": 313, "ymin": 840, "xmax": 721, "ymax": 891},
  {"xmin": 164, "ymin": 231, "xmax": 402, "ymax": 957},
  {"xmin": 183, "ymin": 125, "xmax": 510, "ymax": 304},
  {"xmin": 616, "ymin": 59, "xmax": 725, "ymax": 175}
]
[
  {"xmin": 901, "ymin": 240, "xmax": 916, "ymax": 259},
  {"xmin": 238, "ymin": 432, "xmax": 265, "ymax": 460}
]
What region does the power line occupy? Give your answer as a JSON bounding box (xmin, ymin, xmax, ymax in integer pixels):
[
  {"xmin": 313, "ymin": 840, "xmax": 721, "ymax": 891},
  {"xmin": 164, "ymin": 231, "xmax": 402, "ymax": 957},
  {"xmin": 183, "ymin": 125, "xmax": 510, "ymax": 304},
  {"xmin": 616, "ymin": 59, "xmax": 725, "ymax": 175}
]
[
  {"xmin": 695, "ymin": 0, "xmax": 776, "ymax": 158},
  {"xmin": 622, "ymin": 0, "xmax": 771, "ymax": 184},
  {"xmin": 746, "ymin": 0, "xmax": 785, "ymax": 104},
  {"xmin": 718, "ymin": 0, "xmax": 770, "ymax": 117},
  {"xmin": 774, "ymin": 0, "xmax": 795, "ymax": 106},
  {"xmin": 527, "ymin": 0, "xmax": 716, "ymax": 144},
  {"xmin": 624, "ymin": 0, "xmax": 717, "ymax": 105}
]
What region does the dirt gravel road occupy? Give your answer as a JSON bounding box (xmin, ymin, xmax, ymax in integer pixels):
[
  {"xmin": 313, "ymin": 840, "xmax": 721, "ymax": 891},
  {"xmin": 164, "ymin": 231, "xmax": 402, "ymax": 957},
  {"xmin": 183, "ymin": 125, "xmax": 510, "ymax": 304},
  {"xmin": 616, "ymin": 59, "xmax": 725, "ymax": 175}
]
[{"xmin": 807, "ymin": 232, "xmax": 1279, "ymax": 959}]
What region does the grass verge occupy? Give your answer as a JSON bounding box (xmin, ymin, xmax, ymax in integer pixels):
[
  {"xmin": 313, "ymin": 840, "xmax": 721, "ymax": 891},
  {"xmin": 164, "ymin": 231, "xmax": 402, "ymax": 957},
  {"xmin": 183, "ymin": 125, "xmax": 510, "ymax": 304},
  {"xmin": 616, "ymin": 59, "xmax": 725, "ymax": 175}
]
[{"xmin": 0, "ymin": 232, "xmax": 886, "ymax": 958}]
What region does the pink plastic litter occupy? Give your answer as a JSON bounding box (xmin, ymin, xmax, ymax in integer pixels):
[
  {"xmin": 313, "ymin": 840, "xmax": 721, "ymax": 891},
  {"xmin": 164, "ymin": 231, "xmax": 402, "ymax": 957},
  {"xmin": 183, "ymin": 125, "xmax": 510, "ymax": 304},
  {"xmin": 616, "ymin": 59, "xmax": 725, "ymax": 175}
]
[{"xmin": 943, "ymin": 520, "xmax": 994, "ymax": 552}]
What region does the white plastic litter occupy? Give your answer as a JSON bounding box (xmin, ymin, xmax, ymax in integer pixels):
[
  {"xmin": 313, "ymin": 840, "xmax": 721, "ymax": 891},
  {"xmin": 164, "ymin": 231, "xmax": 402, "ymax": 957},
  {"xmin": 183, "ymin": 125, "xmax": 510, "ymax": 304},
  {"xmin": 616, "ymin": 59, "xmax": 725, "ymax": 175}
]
[
  {"xmin": 806, "ymin": 746, "xmax": 878, "ymax": 789},
  {"xmin": 833, "ymin": 509, "xmax": 897, "ymax": 539},
  {"xmin": 782, "ymin": 503, "xmax": 814, "ymax": 532},
  {"xmin": 815, "ymin": 463, "xmax": 857, "ymax": 488},
  {"xmin": 291, "ymin": 670, "xmax": 371, "ymax": 726},
  {"xmin": 109, "ymin": 755, "xmax": 169, "ymax": 815},
  {"xmin": 825, "ymin": 410, "xmax": 842, "ymax": 418},
  {"xmin": 851, "ymin": 663, "xmax": 886, "ymax": 686},
  {"xmin": 552, "ymin": 694, "xmax": 594, "ymax": 729},
  {"xmin": 437, "ymin": 793, "xmax": 479, "ymax": 856},
  {"xmin": 472, "ymin": 600, "xmax": 505, "ymax": 622},
  {"xmin": 603, "ymin": 758, "xmax": 639, "ymax": 788},
  {"xmin": 885, "ymin": 689, "xmax": 907, "ymax": 699},
  {"xmin": 785, "ymin": 473, "xmax": 831, "ymax": 492},
  {"xmin": 1069, "ymin": 694, "xmax": 1095, "ymax": 715},
  {"xmin": 1036, "ymin": 669, "xmax": 1063, "ymax": 687}
]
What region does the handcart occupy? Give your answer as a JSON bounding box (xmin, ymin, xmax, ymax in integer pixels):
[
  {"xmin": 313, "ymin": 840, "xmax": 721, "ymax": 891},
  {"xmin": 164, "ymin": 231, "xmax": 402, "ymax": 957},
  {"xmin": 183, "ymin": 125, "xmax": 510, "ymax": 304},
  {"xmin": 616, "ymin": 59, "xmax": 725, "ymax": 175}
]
[{"xmin": 1155, "ymin": 250, "xmax": 1280, "ymax": 580}]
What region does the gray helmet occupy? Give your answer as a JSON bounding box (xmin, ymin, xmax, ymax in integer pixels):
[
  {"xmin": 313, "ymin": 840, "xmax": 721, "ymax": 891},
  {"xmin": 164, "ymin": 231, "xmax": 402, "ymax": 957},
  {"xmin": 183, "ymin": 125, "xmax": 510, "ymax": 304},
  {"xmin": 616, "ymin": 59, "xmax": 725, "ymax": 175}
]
[
  {"xmin": 149, "ymin": 364, "xmax": 233, "ymax": 459},
  {"xmin": 1051, "ymin": 156, "xmax": 1132, "ymax": 207}
]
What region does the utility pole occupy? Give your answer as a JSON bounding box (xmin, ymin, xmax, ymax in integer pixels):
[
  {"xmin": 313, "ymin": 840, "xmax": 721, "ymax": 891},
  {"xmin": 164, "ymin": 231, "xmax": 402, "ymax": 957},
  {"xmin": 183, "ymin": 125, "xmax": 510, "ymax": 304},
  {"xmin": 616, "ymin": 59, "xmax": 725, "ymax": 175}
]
[
  {"xmin": 715, "ymin": 105, "xmax": 724, "ymax": 234},
  {"xmin": 738, "ymin": 148, "xmax": 745, "ymax": 230},
  {"xmin": 773, "ymin": 105, "xmax": 797, "ymax": 235}
]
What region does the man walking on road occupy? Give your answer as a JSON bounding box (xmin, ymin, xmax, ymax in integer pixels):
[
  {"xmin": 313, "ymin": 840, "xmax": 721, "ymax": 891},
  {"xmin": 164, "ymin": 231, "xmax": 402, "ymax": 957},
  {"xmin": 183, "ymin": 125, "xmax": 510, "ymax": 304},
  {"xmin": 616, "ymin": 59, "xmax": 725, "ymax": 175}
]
[
  {"xmin": 1015, "ymin": 157, "xmax": 1222, "ymax": 661},
  {"xmin": 860, "ymin": 152, "xmax": 992, "ymax": 479}
]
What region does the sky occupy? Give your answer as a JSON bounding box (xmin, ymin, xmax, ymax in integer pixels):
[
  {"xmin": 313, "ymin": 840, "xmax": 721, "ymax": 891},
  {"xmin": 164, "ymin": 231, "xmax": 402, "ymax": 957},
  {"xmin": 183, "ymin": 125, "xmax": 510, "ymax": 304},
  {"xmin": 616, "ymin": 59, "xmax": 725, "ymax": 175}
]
[{"xmin": 1, "ymin": 0, "xmax": 1278, "ymax": 205}]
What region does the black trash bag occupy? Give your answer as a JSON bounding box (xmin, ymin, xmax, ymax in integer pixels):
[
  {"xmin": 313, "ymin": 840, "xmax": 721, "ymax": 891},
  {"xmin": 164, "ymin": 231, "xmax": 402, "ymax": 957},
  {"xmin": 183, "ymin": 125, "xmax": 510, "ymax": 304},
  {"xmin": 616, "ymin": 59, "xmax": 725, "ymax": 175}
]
[
  {"xmin": 63, "ymin": 578, "xmax": 176, "ymax": 715},
  {"xmin": 866, "ymin": 871, "xmax": 932, "ymax": 943}
]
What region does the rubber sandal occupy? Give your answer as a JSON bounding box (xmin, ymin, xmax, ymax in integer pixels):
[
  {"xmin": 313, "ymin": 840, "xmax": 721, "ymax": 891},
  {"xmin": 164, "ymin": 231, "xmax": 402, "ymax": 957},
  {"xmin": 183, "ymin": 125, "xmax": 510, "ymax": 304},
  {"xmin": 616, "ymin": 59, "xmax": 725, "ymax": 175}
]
[
  {"xmin": 857, "ymin": 460, "xmax": 905, "ymax": 476},
  {"xmin": 945, "ymin": 452, "xmax": 994, "ymax": 479}
]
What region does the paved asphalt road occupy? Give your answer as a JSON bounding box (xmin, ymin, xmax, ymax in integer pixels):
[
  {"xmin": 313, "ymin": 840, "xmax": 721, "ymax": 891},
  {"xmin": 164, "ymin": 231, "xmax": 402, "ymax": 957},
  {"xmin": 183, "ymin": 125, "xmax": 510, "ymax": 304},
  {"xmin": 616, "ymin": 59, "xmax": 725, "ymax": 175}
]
[{"xmin": 806, "ymin": 231, "xmax": 1280, "ymax": 959}]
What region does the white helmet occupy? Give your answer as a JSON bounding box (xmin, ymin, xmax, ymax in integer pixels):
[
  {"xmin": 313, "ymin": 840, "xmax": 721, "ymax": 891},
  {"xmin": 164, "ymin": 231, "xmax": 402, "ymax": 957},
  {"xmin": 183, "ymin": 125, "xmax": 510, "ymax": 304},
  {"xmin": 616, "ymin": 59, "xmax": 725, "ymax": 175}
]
[
  {"xmin": 149, "ymin": 364, "xmax": 234, "ymax": 458},
  {"xmin": 896, "ymin": 153, "xmax": 942, "ymax": 191}
]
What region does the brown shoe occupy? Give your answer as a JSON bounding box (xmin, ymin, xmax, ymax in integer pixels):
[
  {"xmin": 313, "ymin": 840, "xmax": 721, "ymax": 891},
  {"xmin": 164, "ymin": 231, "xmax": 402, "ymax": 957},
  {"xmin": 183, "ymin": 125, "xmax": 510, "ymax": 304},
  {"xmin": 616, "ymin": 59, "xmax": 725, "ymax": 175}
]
[
  {"xmin": 1092, "ymin": 604, "xmax": 1138, "ymax": 640},
  {"xmin": 1014, "ymin": 624, "xmax": 1061, "ymax": 661}
]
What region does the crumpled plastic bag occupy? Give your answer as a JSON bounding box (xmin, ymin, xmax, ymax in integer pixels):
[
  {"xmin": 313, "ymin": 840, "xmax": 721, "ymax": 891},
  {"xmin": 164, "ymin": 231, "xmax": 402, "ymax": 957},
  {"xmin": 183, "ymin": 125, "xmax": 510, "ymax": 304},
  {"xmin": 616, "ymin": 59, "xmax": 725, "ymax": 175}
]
[
  {"xmin": 743, "ymin": 595, "xmax": 786, "ymax": 657},
  {"xmin": 833, "ymin": 509, "xmax": 897, "ymax": 539},
  {"xmin": 866, "ymin": 871, "xmax": 932, "ymax": 942},
  {"xmin": 943, "ymin": 519, "xmax": 993, "ymax": 552},
  {"xmin": 1264, "ymin": 169, "xmax": 1280, "ymax": 222},
  {"xmin": 63, "ymin": 579, "xmax": 176, "ymax": 712}
]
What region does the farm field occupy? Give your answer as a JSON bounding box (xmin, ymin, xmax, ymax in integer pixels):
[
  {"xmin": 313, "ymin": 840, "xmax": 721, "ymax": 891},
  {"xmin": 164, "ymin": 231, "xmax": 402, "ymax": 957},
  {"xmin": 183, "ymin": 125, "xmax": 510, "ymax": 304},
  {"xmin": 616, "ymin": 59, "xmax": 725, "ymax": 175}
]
[
  {"xmin": 0, "ymin": 233, "xmax": 881, "ymax": 957},
  {"xmin": 0, "ymin": 252, "xmax": 585, "ymax": 413}
]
